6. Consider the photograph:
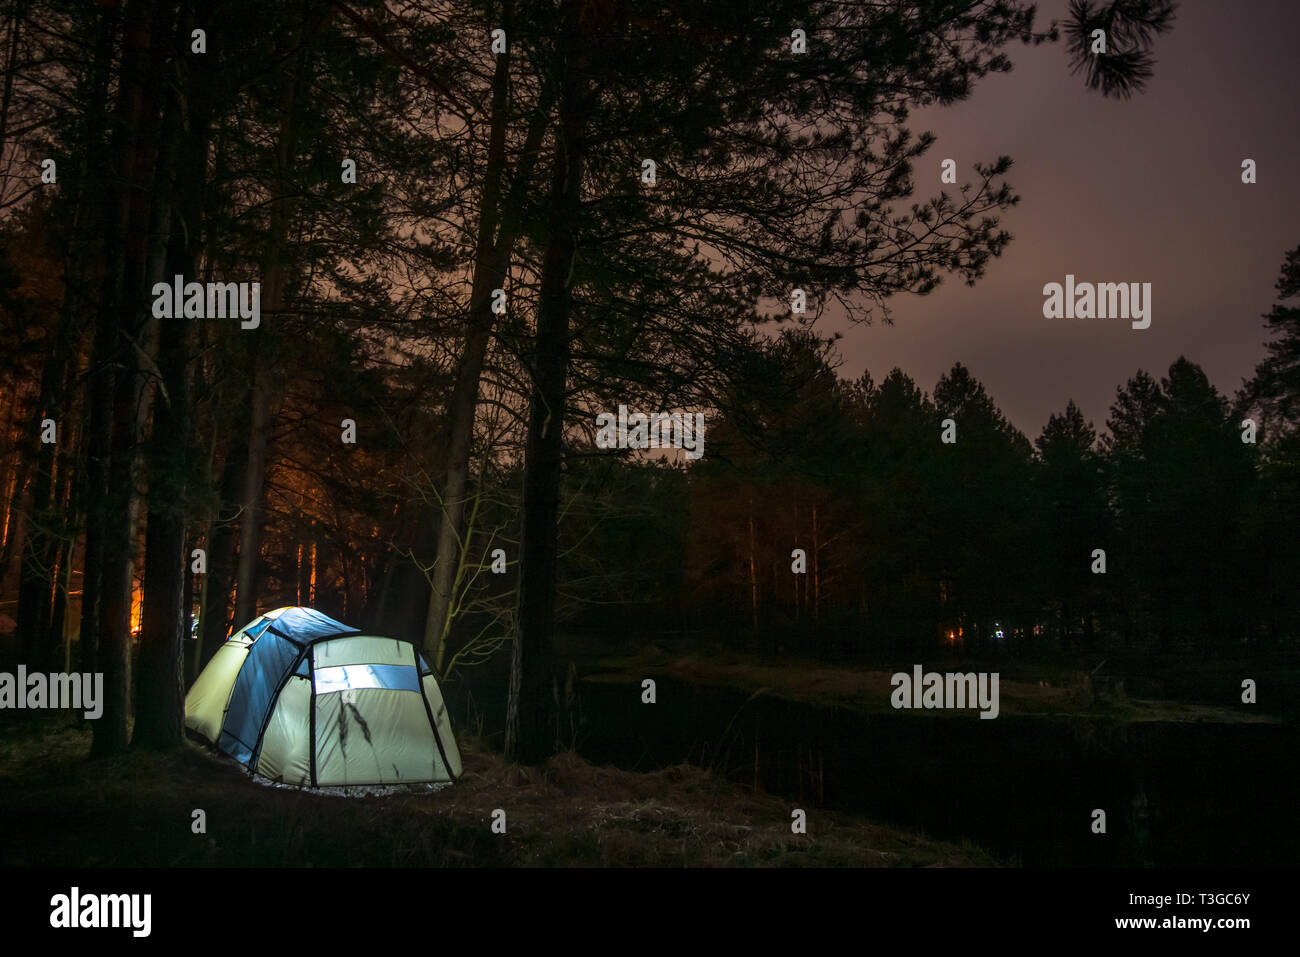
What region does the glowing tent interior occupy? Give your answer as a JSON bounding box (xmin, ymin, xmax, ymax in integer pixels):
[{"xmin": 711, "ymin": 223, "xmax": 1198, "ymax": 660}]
[{"xmin": 185, "ymin": 606, "xmax": 461, "ymax": 787}]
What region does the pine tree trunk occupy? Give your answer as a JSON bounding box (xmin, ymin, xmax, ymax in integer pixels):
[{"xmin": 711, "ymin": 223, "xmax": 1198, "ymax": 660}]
[
  {"xmin": 68, "ymin": 2, "xmax": 118, "ymax": 677},
  {"xmin": 0, "ymin": 415, "xmax": 33, "ymax": 593},
  {"xmin": 0, "ymin": 0, "xmax": 30, "ymax": 162},
  {"xmin": 505, "ymin": 56, "xmax": 584, "ymax": 767},
  {"xmin": 136, "ymin": 5, "xmax": 206, "ymax": 748},
  {"xmin": 422, "ymin": 25, "xmax": 554, "ymax": 667},
  {"xmin": 748, "ymin": 499, "xmax": 759, "ymax": 634},
  {"xmin": 232, "ymin": 346, "xmax": 270, "ymax": 626},
  {"xmin": 92, "ymin": 0, "xmax": 165, "ymax": 757},
  {"xmin": 232, "ymin": 11, "xmax": 317, "ymax": 628},
  {"xmin": 812, "ymin": 503, "xmax": 821, "ymax": 624},
  {"xmin": 200, "ymin": 447, "xmax": 240, "ymax": 655},
  {"xmin": 15, "ymin": 346, "xmax": 67, "ymax": 669},
  {"xmin": 422, "ymin": 43, "xmax": 512, "ymax": 670}
]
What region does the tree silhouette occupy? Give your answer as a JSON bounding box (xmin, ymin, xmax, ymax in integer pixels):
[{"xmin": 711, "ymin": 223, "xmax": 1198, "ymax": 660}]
[{"xmin": 1065, "ymin": 0, "xmax": 1177, "ymax": 99}]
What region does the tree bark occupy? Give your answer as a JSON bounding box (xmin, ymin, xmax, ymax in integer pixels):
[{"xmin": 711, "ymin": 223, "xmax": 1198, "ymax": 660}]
[
  {"xmin": 231, "ymin": 7, "xmax": 319, "ymax": 628},
  {"xmin": 199, "ymin": 416, "xmax": 247, "ymax": 663},
  {"xmin": 15, "ymin": 332, "xmax": 69, "ymax": 669},
  {"xmin": 136, "ymin": 1, "xmax": 207, "ymax": 749},
  {"xmin": 0, "ymin": 451, "xmax": 31, "ymax": 590},
  {"xmin": 91, "ymin": 0, "xmax": 165, "ymax": 757},
  {"xmin": 67, "ymin": 1, "xmax": 118, "ymax": 678},
  {"xmin": 505, "ymin": 54, "xmax": 584, "ymax": 766},
  {"xmin": 422, "ymin": 24, "xmax": 555, "ymax": 668},
  {"xmin": 231, "ymin": 341, "xmax": 270, "ymax": 626},
  {"xmin": 0, "ymin": 0, "xmax": 31, "ymax": 162},
  {"xmin": 424, "ymin": 42, "xmax": 512, "ymax": 670},
  {"xmin": 747, "ymin": 498, "xmax": 759, "ymax": 634},
  {"xmin": 12, "ymin": 0, "xmax": 111, "ymax": 669}
]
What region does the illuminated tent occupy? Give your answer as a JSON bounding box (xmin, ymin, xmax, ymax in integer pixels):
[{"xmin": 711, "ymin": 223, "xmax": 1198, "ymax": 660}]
[{"xmin": 185, "ymin": 606, "xmax": 461, "ymax": 787}]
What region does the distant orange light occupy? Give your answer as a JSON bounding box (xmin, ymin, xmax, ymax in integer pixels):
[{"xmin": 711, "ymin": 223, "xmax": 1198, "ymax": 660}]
[{"xmin": 130, "ymin": 584, "xmax": 143, "ymax": 635}]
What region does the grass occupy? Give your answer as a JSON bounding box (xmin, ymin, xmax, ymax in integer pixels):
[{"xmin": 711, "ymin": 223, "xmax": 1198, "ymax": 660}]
[{"xmin": 0, "ymin": 718, "xmax": 996, "ymax": 867}]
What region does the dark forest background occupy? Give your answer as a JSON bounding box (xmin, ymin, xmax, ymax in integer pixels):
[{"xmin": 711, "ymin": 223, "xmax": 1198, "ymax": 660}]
[{"xmin": 0, "ymin": 0, "xmax": 1295, "ymax": 764}]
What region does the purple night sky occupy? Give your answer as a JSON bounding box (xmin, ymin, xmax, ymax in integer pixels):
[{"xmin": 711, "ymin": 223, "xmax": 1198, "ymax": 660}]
[{"xmin": 830, "ymin": 0, "xmax": 1300, "ymax": 437}]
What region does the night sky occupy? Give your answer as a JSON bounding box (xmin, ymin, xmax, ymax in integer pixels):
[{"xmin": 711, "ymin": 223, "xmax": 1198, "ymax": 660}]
[{"xmin": 831, "ymin": 0, "xmax": 1300, "ymax": 436}]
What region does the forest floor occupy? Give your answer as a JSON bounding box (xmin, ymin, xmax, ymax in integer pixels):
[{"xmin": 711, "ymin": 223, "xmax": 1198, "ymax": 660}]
[
  {"xmin": 574, "ymin": 640, "xmax": 1293, "ymax": 723},
  {"xmin": 0, "ymin": 719, "xmax": 995, "ymax": 867}
]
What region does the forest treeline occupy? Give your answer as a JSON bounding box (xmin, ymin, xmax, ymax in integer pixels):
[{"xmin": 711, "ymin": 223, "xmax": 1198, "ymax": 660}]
[
  {"xmin": 619, "ymin": 339, "xmax": 1300, "ymax": 660},
  {"xmin": 4, "ymin": 0, "xmax": 1290, "ymax": 766}
]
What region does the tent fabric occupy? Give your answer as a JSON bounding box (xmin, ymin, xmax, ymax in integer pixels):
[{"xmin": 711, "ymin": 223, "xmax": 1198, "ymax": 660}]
[
  {"xmin": 315, "ymin": 688, "xmax": 444, "ymax": 786},
  {"xmin": 313, "ymin": 635, "xmax": 412, "ymax": 668},
  {"xmin": 256, "ymin": 675, "xmax": 312, "ymax": 785},
  {"xmin": 184, "ymin": 606, "xmax": 460, "ymax": 787},
  {"xmin": 264, "ymin": 606, "xmax": 361, "ymax": 644},
  {"xmin": 218, "ymin": 630, "xmax": 300, "ymax": 764},
  {"xmin": 422, "ymin": 674, "xmax": 462, "ymax": 778},
  {"xmin": 183, "ymin": 640, "xmax": 250, "ymax": 742}
]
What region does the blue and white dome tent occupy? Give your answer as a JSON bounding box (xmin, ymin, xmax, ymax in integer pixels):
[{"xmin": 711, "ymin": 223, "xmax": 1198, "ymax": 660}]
[{"xmin": 185, "ymin": 606, "xmax": 461, "ymax": 787}]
